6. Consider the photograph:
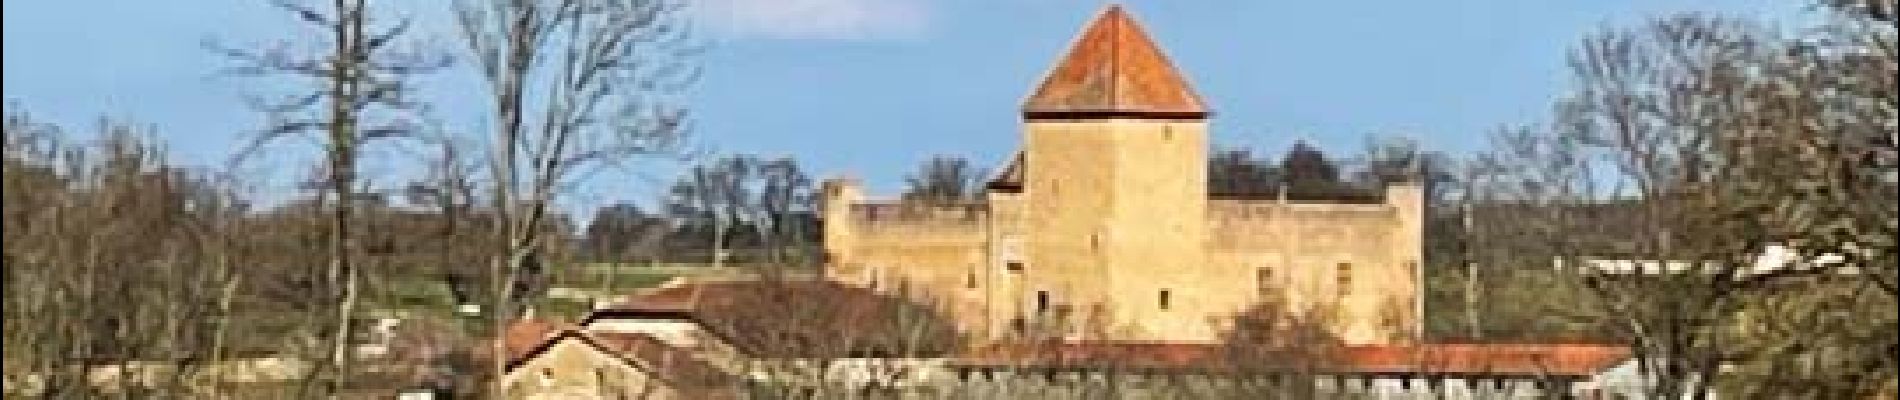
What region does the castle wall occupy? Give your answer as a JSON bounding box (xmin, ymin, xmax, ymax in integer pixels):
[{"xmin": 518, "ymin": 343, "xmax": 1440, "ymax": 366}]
[
  {"xmin": 821, "ymin": 181, "xmax": 994, "ymax": 333},
  {"xmin": 1205, "ymin": 185, "xmax": 1423, "ymax": 344},
  {"xmin": 813, "ymin": 3, "xmax": 1427, "ymax": 343},
  {"xmin": 822, "ymin": 182, "xmax": 1424, "ymax": 346}
]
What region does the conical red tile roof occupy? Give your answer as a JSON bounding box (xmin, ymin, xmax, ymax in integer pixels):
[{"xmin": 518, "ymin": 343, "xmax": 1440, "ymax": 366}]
[{"xmin": 1023, "ymin": 5, "xmax": 1208, "ymax": 119}]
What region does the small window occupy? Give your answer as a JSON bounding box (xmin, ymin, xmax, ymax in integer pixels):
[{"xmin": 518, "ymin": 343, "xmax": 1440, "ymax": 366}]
[
  {"xmin": 1256, "ymin": 268, "xmax": 1274, "ymax": 295},
  {"xmin": 1159, "ymin": 289, "xmax": 1172, "ymax": 310},
  {"xmin": 1006, "ymin": 261, "xmax": 1024, "ymax": 273},
  {"xmin": 1336, "ymin": 262, "xmax": 1353, "ymax": 296},
  {"xmin": 1035, "ymin": 290, "xmax": 1050, "ymax": 313},
  {"xmin": 966, "ymin": 269, "xmax": 978, "ymax": 289}
]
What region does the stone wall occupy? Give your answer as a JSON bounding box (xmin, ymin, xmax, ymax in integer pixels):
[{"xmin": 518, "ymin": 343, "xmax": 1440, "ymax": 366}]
[
  {"xmin": 504, "ymin": 339, "xmax": 678, "ymax": 400},
  {"xmin": 1205, "ymin": 185, "xmax": 1423, "ymax": 344},
  {"xmin": 822, "ymin": 179, "xmax": 994, "ymax": 333},
  {"xmin": 1019, "ymin": 119, "xmax": 1211, "ymax": 341}
]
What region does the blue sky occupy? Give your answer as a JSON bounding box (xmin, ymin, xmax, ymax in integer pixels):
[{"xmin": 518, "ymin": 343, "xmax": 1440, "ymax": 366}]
[{"xmin": 4, "ymin": 0, "xmax": 1805, "ymax": 211}]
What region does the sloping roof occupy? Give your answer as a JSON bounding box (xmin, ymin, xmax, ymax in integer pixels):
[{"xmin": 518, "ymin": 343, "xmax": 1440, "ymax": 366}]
[
  {"xmin": 1022, "ymin": 5, "xmax": 1207, "ymax": 119},
  {"xmin": 1337, "ymin": 344, "xmax": 1633, "ymax": 377},
  {"xmin": 956, "ymin": 341, "xmax": 1218, "ymax": 370},
  {"xmin": 952, "ymin": 341, "xmax": 1633, "ymax": 377},
  {"xmin": 591, "ymin": 279, "xmax": 964, "ymax": 358},
  {"xmin": 985, "ymin": 151, "xmax": 1025, "ymax": 192},
  {"xmin": 582, "ymin": 331, "xmax": 739, "ymax": 394},
  {"xmin": 502, "ymin": 327, "xmax": 740, "ymax": 398},
  {"xmin": 499, "ymin": 318, "xmax": 566, "ymax": 364},
  {"xmin": 592, "ymin": 281, "xmax": 701, "ymax": 318}
]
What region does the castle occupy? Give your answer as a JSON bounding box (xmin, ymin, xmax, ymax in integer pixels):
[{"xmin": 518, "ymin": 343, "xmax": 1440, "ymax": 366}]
[
  {"xmin": 821, "ymin": 5, "xmax": 1423, "ymax": 345},
  {"xmin": 493, "ymin": 7, "xmax": 1661, "ymax": 399}
]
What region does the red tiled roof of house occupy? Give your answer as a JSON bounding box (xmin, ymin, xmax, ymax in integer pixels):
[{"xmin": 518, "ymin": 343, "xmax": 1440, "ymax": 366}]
[
  {"xmin": 591, "ymin": 279, "xmax": 963, "ymax": 358},
  {"xmin": 579, "ymin": 332, "xmax": 740, "ymax": 396},
  {"xmin": 1022, "ymin": 5, "xmax": 1207, "ymax": 119},
  {"xmin": 1337, "ymin": 343, "xmax": 1632, "ymax": 376},
  {"xmin": 953, "ymin": 341, "xmax": 1633, "ymax": 377},
  {"xmin": 600, "ymin": 281, "xmax": 700, "ymax": 314},
  {"xmin": 498, "ymin": 318, "xmax": 568, "ymax": 363},
  {"xmin": 956, "ymin": 341, "xmax": 1222, "ymax": 369}
]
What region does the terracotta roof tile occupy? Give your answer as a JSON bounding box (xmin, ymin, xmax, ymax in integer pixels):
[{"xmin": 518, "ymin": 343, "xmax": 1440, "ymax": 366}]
[
  {"xmin": 1337, "ymin": 344, "xmax": 1633, "ymax": 376},
  {"xmin": 953, "ymin": 341, "xmax": 1633, "ymax": 377},
  {"xmin": 956, "ymin": 341, "xmax": 1221, "ymax": 369},
  {"xmin": 592, "ymin": 279, "xmax": 963, "ymax": 358},
  {"xmin": 499, "ymin": 319, "xmax": 568, "ymax": 363},
  {"xmin": 1023, "ymin": 5, "xmax": 1207, "ymax": 119},
  {"xmin": 582, "ymin": 332, "xmax": 739, "ymax": 395}
]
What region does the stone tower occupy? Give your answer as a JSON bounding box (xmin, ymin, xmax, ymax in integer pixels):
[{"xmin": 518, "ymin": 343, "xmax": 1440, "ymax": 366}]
[{"xmin": 1015, "ymin": 5, "xmax": 1215, "ymax": 340}]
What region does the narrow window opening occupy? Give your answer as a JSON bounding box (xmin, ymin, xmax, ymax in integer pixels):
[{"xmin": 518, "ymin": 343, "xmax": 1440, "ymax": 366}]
[
  {"xmin": 1035, "ymin": 290, "xmax": 1050, "ymax": 313},
  {"xmin": 1159, "ymin": 289, "xmax": 1172, "ymax": 310},
  {"xmin": 1336, "ymin": 262, "xmax": 1353, "ymax": 296},
  {"xmin": 966, "ymin": 269, "xmax": 978, "ymax": 289},
  {"xmin": 1256, "ymin": 267, "xmax": 1274, "ymax": 295},
  {"xmin": 1006, "ymin": 261, "xmax": 1024, "ymax": 273}
]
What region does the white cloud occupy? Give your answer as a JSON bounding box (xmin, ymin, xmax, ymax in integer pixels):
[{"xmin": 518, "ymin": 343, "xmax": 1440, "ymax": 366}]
[{"xmin": 694, "ymin": 0, "xmax": 932, "ymax": 40}]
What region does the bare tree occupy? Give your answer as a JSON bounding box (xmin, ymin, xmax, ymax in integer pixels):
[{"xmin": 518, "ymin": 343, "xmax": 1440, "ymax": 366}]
[
  {"xmin": 582, "ymin": 202, "xmax": 666, "ymax": 262},
  {"xmin": 1207, "ymin": 146, "xmax": 1281, "ymax": 197},
  {"xmin": 451, "ymin": 0, "xmax": 698, "ymax": 392},
  {"xmin": 755, "ymin": 157, "xmax": 818, "ymax": 263},
  {"xmin": 1463, "ymin": 3, "xmax": 1896, "ymax": 396},
  {"xmin": 210, "ymin": 0, "xmax": 448, "ymax": 394},
  {"xmin": 1211, "ymin": 292, "xmax": 1347, "ymax": 399},
  {"xmin": 3, "ymin": 113, "xmax": 258, "ymax": 397},
  {"xmin": 1280, "ymin": 141, "xmax": 1345, "ymax": 198},
  {"xmin": 900, "ymin": 155, "xmax": 987, "ymax": 204},
  {"xmin": 665, "ymin": 156, "xmax": 753, "ymax": 268}
]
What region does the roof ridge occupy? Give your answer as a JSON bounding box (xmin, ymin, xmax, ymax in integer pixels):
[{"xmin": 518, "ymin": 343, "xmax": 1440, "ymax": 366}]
[{"xmin": 1022, "ymin": 4, "xmax": 1206, "ymax": 119}]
